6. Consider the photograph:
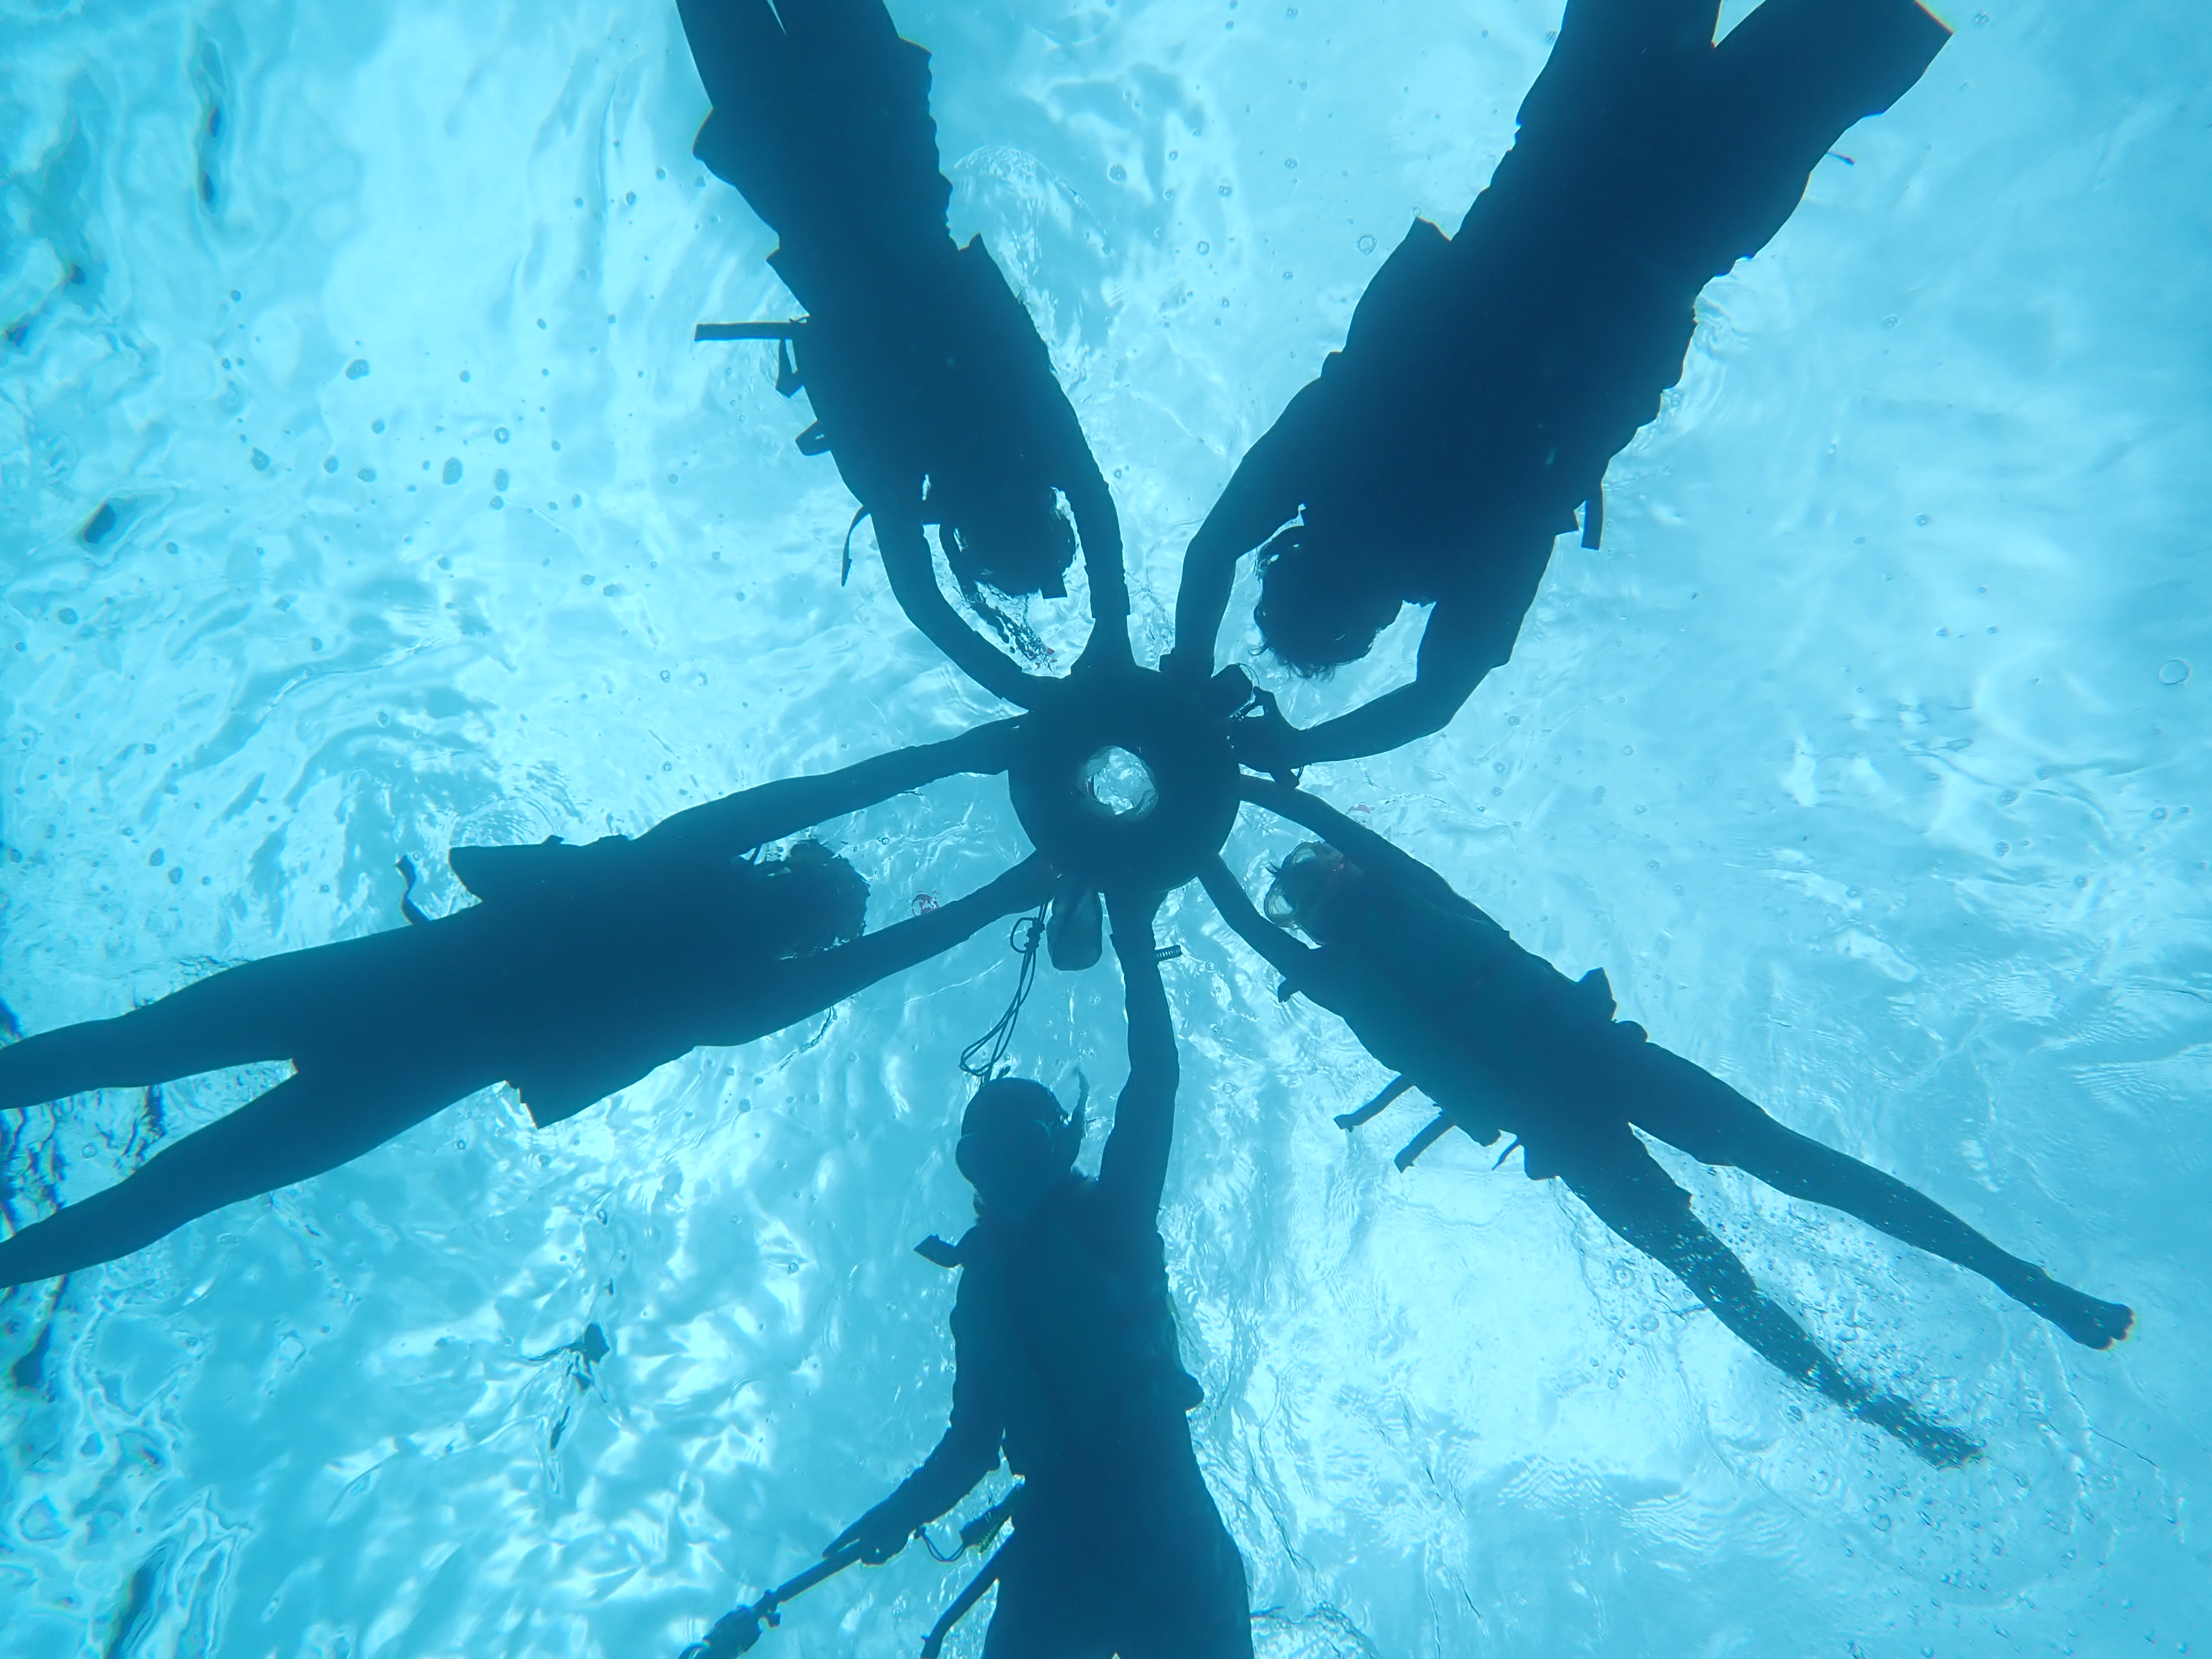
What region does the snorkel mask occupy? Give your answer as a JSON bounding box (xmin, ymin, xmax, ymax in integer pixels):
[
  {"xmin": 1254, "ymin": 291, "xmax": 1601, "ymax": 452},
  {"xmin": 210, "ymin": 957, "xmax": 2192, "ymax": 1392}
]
[
  {"xmin": 954, "ymin": 1076, "xmax": 1088, "ymax": 1208},
  {"xmin": 1264, "ymin": 841, "xmax": 1348, "ymax": 935}
]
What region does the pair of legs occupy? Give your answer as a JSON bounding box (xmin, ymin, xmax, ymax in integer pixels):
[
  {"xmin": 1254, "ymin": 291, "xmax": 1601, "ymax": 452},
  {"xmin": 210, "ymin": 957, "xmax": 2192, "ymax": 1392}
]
[
  {"xmin": 1537, "ymin": 1028, "xmax": 2132, "ymax": 1464},
  {"xmin": 1554, "ymin": 1128, "xmax": 1980, "ymax": 1467},
  {"xmin": 1618, "ymin": 1036, "xmax": 2135, "ymax": 1349},
  {"xmin": 0, "ymin": 928, "xmax": 444, "ymax": 1114},
  {"xmin": 982, "ymin": 1428, "xmax": 1251, "ymax": 1659},
  {"xmin": 0, "ymin": 1059, "xmax": 482, "ymax": 1288},
  {"xmin": 0, "ymin": 932, "xmax": 497, "ymax": 1287}
]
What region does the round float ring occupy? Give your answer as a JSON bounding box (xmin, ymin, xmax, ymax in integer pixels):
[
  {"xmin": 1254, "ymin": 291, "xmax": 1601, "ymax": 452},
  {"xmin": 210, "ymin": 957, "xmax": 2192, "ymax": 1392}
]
[{"xmin": 1006, "ymin": 668, "xmax": 1240, "ymax": 893}]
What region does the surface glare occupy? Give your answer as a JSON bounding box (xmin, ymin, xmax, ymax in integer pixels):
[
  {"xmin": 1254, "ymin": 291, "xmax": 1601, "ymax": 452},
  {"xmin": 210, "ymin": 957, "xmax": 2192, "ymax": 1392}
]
[{"xmin": 1, "ymin": 2, "xmax": 2206, "ymax": 1656}]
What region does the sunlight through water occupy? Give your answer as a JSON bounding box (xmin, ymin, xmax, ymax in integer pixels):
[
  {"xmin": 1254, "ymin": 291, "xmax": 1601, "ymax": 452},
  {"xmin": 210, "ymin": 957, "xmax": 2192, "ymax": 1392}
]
[{"xmin": 1, "ymin": 2, "xmax": 2206, "ymax": 1656}]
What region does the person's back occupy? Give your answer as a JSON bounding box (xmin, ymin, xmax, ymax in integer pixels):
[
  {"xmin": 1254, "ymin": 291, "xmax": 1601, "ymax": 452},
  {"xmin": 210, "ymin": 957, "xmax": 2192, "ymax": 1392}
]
[
  {"xmin": 0, "ymin": 728, "xmax": 1049, "ymax": 1289},
  {"xmin": 827, "ymin": 893, "xmax": 1251, "ymax": 1657},
  {"xmin": 676, "ymin": 0, "xmax": 1126, "ymax": 692},
  {"xmin": 1212, "ymin": 820, "xmax": 2131, "ymax": 1465},
  {"xmin": 1170, "ymin": 0, "xmax": 1950, "ymax": 768},
  {"xmin": 1278, "ymin": 844, "xmax": 1623, "ymax": 1146},
  {"xmin": 950, "ymin": 1169, "xmax": 1204, "ymax": 1486}
]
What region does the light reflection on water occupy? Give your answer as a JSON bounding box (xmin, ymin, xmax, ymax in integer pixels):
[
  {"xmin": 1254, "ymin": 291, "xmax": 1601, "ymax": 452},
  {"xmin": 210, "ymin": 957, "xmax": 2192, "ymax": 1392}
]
[{"xmin": 1, "ymin": 2, "xmax": 2206, "ymax": 1656}]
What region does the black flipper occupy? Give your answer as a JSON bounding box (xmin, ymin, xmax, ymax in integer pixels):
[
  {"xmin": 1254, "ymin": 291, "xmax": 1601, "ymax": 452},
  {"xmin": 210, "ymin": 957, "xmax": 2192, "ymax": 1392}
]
[
  {"xmin": 1394, "ymin": 1110, "xmax": 1455, "ymax": 1171},
  {"xmin": 1337, "ymin": 1073, "xmax": 1415, "ymax": 1129}
]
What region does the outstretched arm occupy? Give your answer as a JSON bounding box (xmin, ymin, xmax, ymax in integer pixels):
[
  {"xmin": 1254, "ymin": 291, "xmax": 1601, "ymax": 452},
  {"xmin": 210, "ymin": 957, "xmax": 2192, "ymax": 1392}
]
[
  {"xmin": 1560, "ymin": 1134, "xmax": 1980, "ymax": 1468},
  {"xmin": 1063, "ymin": 447, "xmax": 1133, "ymax": 674},
  {"xmin": 741, "ymin": 854, "xmax": 1055, "ymax": 1039},
  {"xmin": 828, "ymin": 1283, "xmax": 1004, "ymax": 1561},
  {"xmin": 1247, "ymin": 594, "xmax": 1506, "ymax": 768},
  {"xmin": 1235, "ymin": 778, "xmax": 1488, "ymax": 925},
  {"xmin": 1167, "ymin": 379, "xmax": 1329, "ymax": 681},
  {"xmin": 640, "ymin": 721, "xmax": 1020, "ymax": 860},
  {"xmin": 875, "ymin": 513, "xmax": 1058, "ymax": 708},
  {"xmin": 1196, "ymin": 855, "xmax": 1318, "ymax": 983},
  {"xmin": 1095, "ymin": 891, "xmax": 1178, "ymax": 1225}
]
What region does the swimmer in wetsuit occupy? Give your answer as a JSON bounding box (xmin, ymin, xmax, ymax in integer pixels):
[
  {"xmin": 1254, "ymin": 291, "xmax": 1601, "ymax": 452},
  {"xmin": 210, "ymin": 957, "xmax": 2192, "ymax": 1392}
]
[
  {"xmin": 826, "ymin": 890, "xmax": 1253, "ymax": 1657},
  {"xmin": 0, "ymin": 725, "xmax": 1049, "ymax": 1288},
  {"xmin": 1170, "ymin": 0, "xmax": 1952, "ymax": 769},
  {"xmin": 1199, "ymin": 787, "xmax": 2133, "ymax": 1467},
  {"xmin": 676, "ymin": 0, "xmax": 1129, "ymax": 702}
]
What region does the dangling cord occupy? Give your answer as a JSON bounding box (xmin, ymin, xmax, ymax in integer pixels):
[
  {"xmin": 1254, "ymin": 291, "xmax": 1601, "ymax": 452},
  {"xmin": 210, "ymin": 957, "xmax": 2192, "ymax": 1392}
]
[{"xmin": 959, "ymin": 906, "xmax": 1047, "ymax": 1080}]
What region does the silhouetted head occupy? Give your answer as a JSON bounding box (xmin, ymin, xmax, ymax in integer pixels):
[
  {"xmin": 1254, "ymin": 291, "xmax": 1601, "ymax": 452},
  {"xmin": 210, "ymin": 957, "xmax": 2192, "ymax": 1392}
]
[
  {"xmin": 956, "ymin": 1076, "xmax": 1083, "ymax": 1216},
  {"xmin": 937, "ymin": 478, "xmax": 1078, "ymax": 603},
  {"xmin": 753, "ymin": 839, "xmax": 868, "ymax": 956},
  {"xmin": 1253, "ymin": 526, "xmax": 1404, "ymax": 676},
  {"xmin": 1264, "ymin": 841, "xmax": 1349, "ymax": 940}
]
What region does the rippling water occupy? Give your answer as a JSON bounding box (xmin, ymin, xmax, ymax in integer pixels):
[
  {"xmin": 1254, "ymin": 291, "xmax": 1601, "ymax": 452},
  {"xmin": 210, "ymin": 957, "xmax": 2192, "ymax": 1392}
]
[{"xmin": 2, "ymin": 2, "xmax": 2206, "ymax": 1655}]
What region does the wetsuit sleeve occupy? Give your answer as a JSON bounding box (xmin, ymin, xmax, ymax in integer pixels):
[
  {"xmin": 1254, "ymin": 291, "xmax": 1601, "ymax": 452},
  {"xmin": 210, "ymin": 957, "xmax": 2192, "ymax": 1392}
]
[
  {"xmin": 1234, "ymin": 779, "xmax": 1494, "ymax": 926},
  {"xmin": 1168, "ymin": 374, "xmax": 1333, "ymax": 679},
  {"xmin": 1061, "ymin": 434, "xmax": 1132, "ymax": 672},
  {"xmin": 637, "ymin": 723, "xmax": 1020, "ymax": 859},
  {"xmin": 879, "ymin": 1276, "xmax": 1005, "ymax": 1528},
  {"xmin": 1095, "ymin": 896, "xmax": 1179, "ymax": 1228},
  {"xmin": 873, "ymin": 512, "xmax": 1057, "ymax": 708},
  {"xmin": 1196, "ymin": 857, "xmax": 1324, "ymax": 984},
  {"xmin": 1276, "ymin": 564, "xmax": 1541, "ymax": 765},
  {"xmin": 739, "ymin": 854, "xmax": 1055, "ymax": 1038}
]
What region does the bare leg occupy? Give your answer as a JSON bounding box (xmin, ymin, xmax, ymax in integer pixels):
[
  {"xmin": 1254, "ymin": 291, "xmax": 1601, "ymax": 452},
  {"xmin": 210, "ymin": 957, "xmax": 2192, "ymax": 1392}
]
[
  {"xmin": 1559, "ymin": 1130, "xmax": 1981, "ymax": 1467},
  {"xmin": 1628, "ymin": 1043, "xmax": 2134, "ymax": 1349},
  {"xmin": 0, "ymin": 1061, "xmax": 481, "ymax": 1287},
  {"xmin": 0, "ymin": 932, "xmax": 421, "ymax": 1113}
]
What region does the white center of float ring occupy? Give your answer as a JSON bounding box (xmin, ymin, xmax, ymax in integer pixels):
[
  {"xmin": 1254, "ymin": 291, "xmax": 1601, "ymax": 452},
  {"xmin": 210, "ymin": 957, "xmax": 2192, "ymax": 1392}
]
[{"xmin": 1078, "ymin": 745, "xmax": 1160, "ymax": 821}]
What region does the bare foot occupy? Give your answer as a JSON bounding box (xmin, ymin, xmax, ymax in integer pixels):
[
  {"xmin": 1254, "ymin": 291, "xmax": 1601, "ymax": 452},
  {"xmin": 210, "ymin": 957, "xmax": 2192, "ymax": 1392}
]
[{"xmin": 2022, "ymin": 1273, "xmax": 2135, "ymax": 1350}]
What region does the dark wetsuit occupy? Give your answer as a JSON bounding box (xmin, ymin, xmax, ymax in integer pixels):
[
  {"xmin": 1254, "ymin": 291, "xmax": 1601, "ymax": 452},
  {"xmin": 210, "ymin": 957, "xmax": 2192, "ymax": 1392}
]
[
  {"xmin": 1201, "ymin": 787, "xmax": 2133, "ymax": 1466},
  {"xmin": 677, "ymin": 0, "xmax": 1127, "ymax": 702},
  {"xmin": 904, "ymin": 1183, "xmax": 1245, "ymax": 1657},
  {"xmin": 1175, "ymin": 0, "xmax": 1952, "ymax": 764},
  {"xmin": 858, "ymin": 913, "xmax": 1250, "ymax": 1658},
  {"xmin": 0, "ymin": 728, "xmax": 1046, "ymax": 1287}
]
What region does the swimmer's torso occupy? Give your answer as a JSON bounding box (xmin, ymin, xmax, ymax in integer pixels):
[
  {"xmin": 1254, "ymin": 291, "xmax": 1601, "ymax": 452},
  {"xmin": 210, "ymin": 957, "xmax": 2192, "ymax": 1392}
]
[{"xmin": 950, "ymin": 1176, "xmax": 1204, "ymax": 1481}]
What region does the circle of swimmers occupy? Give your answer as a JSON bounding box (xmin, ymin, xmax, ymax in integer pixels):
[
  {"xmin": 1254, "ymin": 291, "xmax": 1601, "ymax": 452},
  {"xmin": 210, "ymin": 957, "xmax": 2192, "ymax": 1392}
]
[{"xmin": 0, "ymin": 3, "xmax": 2136, "ymax": 1656}]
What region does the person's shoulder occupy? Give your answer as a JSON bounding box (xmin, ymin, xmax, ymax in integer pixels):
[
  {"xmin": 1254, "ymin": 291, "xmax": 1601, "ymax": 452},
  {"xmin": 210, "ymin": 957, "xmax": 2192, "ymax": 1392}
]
[{"xmin": 1070, "ymin": 1175, "xmax": 1165, "ymax": 1258}]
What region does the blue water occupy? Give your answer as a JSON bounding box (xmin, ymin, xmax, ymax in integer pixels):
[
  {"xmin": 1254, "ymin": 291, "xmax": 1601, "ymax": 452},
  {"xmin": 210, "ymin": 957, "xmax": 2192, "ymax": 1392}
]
[{"xmin": 2, "ymin": 1, "xmax": 2206, "ymax": 1654}]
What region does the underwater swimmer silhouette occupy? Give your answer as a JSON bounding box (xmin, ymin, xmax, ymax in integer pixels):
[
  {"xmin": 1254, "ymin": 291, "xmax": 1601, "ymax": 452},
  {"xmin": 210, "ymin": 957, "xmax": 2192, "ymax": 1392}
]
[
  {"xmin": 1199, "ymin": 789, "xmax": 2132, "ymax": 1467},
  {"xmin": 1170, "ymin": 0, "xmax": 1952, "ymax": 770},
  {"xmin": 0, "ymin": 726, "xmax": 1049, "ymax": 1288},
  {"xmin": 677, "ymin": 0, "xmax": 1128, "ymax": 703},
  {"xmin": 824, "ymin": 889, "xmax": 1253, "ymax": 1657}
]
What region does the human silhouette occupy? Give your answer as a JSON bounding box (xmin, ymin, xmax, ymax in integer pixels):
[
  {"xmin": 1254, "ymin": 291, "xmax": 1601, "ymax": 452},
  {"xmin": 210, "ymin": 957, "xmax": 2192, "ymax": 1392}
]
[
  {"xmin": 0, "ymin": 726, "xmax": 1048, "ymax": 1288},
  {"xmin": 1200, "ymin": 785, "xmax": 2132, "ymax": 1467},
  {"xmin": 677, "ymin": 0, "xmax": 1128, "ymax": 704},
  {"xmin": 825, "ymin": 889, "xmax": 1253, "ymax": 1657},
  {"xmin": 1170, "ymin": 0, "xmax": 1952, "ymax": 769}
]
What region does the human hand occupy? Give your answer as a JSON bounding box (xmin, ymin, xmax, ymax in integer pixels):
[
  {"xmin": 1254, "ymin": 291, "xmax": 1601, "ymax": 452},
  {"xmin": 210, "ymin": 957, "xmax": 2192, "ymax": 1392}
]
[
  {"xmin": 825, "ymin": 1500, "xmax": 915, "ymax": 1566},
  {"xmin": 1227, "ymin": 689, "xmax": 1305, "ymax": 784}
]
